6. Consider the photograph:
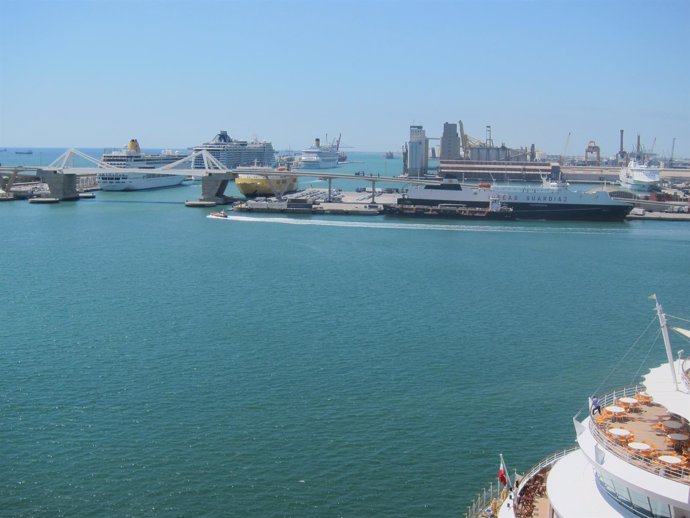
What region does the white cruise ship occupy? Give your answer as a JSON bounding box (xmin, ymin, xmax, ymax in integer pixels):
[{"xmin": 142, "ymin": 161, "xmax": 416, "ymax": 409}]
[
  {"xmin": 299, "ymin": 136, "xmax": 340, "ymax": 169},
  {"xmin": 467, "ymin": 296, "xmax": 690, "ymax": 518},
  {"xmin": 620, "ymin": 160, "xmax": 661, "ymax": 191},
  {"xmin": 98, "ymin": 139, "xmax": 187, "ymax": 191},
  {"xmin": 192, "ymin": 131, "xmax": 275, "ymax": 169}
]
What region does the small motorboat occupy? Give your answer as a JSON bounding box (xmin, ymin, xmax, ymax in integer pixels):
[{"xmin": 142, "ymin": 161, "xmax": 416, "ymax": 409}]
[{"xmin": 209, "ymin": 210, "xmax": 227, "ymax": 218}]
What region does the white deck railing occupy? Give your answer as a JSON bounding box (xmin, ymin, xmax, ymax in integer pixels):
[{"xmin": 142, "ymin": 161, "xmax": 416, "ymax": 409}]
[{"xmin": 589, "ymin": 385, "xmax": 690, "ymax": 483}]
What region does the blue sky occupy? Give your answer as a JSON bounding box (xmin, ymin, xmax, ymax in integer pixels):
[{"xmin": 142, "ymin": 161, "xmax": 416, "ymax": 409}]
[{"xmin": 1, "ymin": 0, "xmax": 688, "ymax": 158}]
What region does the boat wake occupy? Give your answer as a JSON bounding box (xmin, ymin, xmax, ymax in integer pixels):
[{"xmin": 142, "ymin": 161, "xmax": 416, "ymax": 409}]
[{"xmin": 223, "ymin": 215, "xmax": 627, "ymax": 234}]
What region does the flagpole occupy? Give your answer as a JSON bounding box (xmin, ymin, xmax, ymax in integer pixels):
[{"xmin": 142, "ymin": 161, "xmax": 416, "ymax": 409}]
[{"xmin": 499, "ymin": 453, "xmax": 513, "ymax": 489}]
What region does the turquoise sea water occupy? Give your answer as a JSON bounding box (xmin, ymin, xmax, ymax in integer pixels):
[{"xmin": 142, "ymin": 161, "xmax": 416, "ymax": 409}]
[{"xmin": 2, "ymin": 150, "xmax": 690, "ymax": 516}]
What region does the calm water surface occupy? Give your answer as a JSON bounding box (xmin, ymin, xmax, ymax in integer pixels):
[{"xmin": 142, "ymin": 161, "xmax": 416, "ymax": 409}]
[{"xmin": 2, "ymin": 150, "xmax": 690, "ymax": 516}]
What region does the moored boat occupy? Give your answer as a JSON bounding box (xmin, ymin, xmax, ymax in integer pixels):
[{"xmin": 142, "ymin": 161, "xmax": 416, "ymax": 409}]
[
  {"xmin": 98, "ymin": 139, "xmax": 187, "ymax": 191},
  {"xmin": 192, "ymin": 130, "xmax": 275, "ymax": 169},
  {"xmin": 299, "ymin": 135, "xmax": 341, "ymax": 169},
  {"xmin": 467, "ymin": 296, "xmax": 690, "ymax": 518},
  {"xmin": 620, "ymin": 159, "xmax": 661, "ymax": 191},
  {"xmin": 400, "ymin": 178, "xmax": 632, "ymax": 221},
  {"xmin": 234, "ymin": 166, "xmax": 298, "ymax": 198}
]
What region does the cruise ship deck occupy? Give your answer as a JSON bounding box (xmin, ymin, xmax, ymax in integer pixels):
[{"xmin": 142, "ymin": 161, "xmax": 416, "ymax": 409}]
[
  {"xmin": 510, "ymin": 362, "xmax": 690, "ymax": 518},
  {"xmin": 467, "ymin": 356, "xmax": 690, "ymax": 518}
]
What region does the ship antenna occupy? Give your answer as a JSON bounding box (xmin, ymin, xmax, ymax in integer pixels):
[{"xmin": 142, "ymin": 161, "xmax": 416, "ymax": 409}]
[{"xmin": 653, "ymin": 295, "xmax": 679, "ymax": 389}]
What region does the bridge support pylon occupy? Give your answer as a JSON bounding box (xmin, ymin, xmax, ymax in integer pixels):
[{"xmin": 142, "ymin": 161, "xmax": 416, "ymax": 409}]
[
  {"xmin": 200, "ymin": 172, "xmax": 236, "ymax": 204},
  {"xmin": 38, "ymin": 171, "xmax": 80, "ymax": 201}
]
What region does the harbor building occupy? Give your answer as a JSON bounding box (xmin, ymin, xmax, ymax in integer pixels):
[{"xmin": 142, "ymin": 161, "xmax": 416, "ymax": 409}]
[
  {"xmin": 439, "ymin": 160, "xmax": 560, "ymax": 182},
  {"xmin": 438, "ymin": 121, "xmax": 547, "ymax": 181},
  {"xmin": 407, "ymin": 125, "xmax": 429, "ymax": 177},
  {"xmin": 440, "ymin": 123, "xmax": 461, "ymax": 160},
  {"xmin": 192, "ymin": 131, "xmax": 275, "ymax": 169}
]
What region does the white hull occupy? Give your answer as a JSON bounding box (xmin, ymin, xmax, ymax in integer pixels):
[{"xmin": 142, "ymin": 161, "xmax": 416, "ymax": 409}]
[
  {"xmin": 300, "ymin": 137, "xmax": 340, "ymax": 169},
  {"xmin": 98, "ymin": 173, "xmax": 185, "ymax": 191},
  {"xmin": 299, "ymin": 156, "xmax": 339, "ymax": 169},
  {"xmin": 99, "ymin": 140, "xmax": 188, "ymax": 191},
  {"xmin": 402, "ymin": 180, "xmax": 632, "ymax": 221},
  {"xmin": 619, "ymin": 160, "xmax": 660, "ymax": 191}
]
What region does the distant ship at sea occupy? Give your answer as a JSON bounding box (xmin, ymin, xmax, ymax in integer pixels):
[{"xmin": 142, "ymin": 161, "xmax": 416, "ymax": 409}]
[
  {"xmin": 15, "ymin": 150, "xmax": 33, "ymax": 155},
  {"xmin": 385, "ymin": 151, "xmax": 394, "ymax": 159},
  {"xmin": 97, "ymin": 139, "xmax": 188, "ymax": 191}
]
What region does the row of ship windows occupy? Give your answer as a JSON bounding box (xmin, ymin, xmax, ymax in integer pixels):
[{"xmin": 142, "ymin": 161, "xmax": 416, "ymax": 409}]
[
  {"xmin": 99, "ymin": 174, "xmax": 174, "ymax": 178},
  {"xmin": 596, "ymin": 472, "xmax": 671, "ymax": 518}
]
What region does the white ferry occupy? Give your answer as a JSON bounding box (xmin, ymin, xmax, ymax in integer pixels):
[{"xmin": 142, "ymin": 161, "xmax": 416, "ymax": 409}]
[
  {"xmin": 400, "ymin": 179, "xmax": 632, "ymax": 221},
  {"xmin": 467, "ymin": 296, "xmax": 690, "ymax": 518},
  {"xmin": 98, "ymin": 139, "xmax": 187, "ymax": 191},
  {"xmin": 620, "ymin": 160, "xmax": 661, "ymax": 192},
  {"xmin": 299, "ymin": 136, "xmax": 341, "ymax": 169}
]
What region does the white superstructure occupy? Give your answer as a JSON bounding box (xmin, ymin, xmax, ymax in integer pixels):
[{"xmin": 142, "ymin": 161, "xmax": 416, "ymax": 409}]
[
  {"xmin": 299, "ymin": 136, "xmax": 340, "ymax": 169},
  {"xmin": 192, "ymin": 131, "xmax": 275, "ymax": 169},
  {"xmin": 468, "ymin": 297, "xmax": 690, "ymax": 518},
  {"xmin": 97, "ymin": 139, "xmax": 187, "ymax": 191},
  {"xmin": 620, "ymin": 160, "xmax": 661, "ymax": 191}
]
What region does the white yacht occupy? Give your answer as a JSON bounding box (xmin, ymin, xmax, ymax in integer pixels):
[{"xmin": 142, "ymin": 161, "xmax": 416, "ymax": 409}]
[
  {"xmin": 299, "ymin": 136, "xmax": 340, "ymax": 169},
  {"xmin": 467, "ymin": 297, "xmax": 690, "ymax": 518},
  {"xmin": 620, "ymin": 160, "xmax": 661, "ymax": 191},
  {"xmin": 97, "ymin": 139, "xmax": 187, "ymax": 191}
]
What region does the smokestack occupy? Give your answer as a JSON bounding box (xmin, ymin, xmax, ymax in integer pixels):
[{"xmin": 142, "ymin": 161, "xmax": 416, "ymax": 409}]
[
  {"xmin": 315, "ymin": 138, "xmax": 320, "ymax": 147},
  {"xmin": 619, "ymin": 129, "xmax": 624, "ymax": 154}
]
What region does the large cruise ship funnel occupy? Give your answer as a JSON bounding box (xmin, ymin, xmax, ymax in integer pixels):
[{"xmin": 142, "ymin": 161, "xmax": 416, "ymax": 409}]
[
  {"xmin": 315, "ymin": 138, "xmax": 320, "ymax": 147},
  {"xmin": 127, "ymin": 139, "xmax": 141, "ymax": 154}
]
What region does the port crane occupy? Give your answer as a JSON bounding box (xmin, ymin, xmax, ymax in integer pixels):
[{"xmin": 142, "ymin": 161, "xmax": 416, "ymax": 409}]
[{"xmin": 458, "ymin": 120, "xmax": 483, "ymax": 159}]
